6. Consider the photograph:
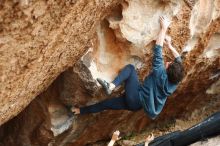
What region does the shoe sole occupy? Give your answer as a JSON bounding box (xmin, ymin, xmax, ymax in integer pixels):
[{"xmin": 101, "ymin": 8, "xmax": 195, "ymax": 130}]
[{"xmin": 97, "ymin": 78, "xmax": 111, "ymax": 95}]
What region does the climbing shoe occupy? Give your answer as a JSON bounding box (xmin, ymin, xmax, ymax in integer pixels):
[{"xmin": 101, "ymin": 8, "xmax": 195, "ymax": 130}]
[
  {"xmin": 65, "ymin": 105, "xmax": 75, "ymax": 116},
  {"xmin": 97, "ymin": 78, "xmax": 112, "ymax": 95}
]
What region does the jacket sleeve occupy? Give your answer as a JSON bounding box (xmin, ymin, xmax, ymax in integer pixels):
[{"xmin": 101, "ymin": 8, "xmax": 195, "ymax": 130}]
[{"xmin": 152, "ymin": 45, "xmax": 164, "ymax": 74}]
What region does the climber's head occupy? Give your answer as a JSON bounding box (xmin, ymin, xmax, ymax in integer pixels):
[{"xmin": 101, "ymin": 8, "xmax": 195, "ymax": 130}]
[{"xmin": 166, "ymin": 59, "xmax": 184, "ymax": 84}]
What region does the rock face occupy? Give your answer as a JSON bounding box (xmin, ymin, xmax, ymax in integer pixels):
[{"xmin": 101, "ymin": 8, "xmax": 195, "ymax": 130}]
[
  {"xmin": 109, "ymin": 0, "xmax": 181, "ymax": 46},
  {"xmin": 0, "ymin": 0, "xmax": 120, "ymax": 125},
  {"xmin": 0, "ymin": 0, "xmax": 220, "ymax": 146}
]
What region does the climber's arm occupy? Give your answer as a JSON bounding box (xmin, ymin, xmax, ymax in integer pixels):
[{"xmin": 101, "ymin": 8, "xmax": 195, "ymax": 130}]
[
  {"xmin": 165, "ymin": 36, "xmax": 181, "ymax": 59},
  {"xmin": 153, "ymin": 16, "xmax": 171, "ymax": 70},
  {"xmin": 156, "ymin": 16, "xmax": 170, "ymax": 47}
]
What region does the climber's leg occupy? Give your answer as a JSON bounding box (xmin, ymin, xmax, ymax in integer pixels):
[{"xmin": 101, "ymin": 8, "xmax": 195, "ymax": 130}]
[
  {"xmin": 97, "ymin": 64, "xmax": 139, "ymax": 95},
  {"xmin": 123, "ymin": 64, "xmax": 142, "ymax": 110},
  {"xmin": 79, "ymin": 96, "xmax": 129, "ymax": 114},
  {"xmin": 112, "ymin": 64, "xmax": 138, "ymax": 87}
]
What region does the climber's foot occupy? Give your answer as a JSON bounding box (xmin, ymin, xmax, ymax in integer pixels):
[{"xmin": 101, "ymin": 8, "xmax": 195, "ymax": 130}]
[
  {"xmin": 71, "ymin": 107, "xmax": 80, "ymax": 115},
  {"xmin": 97, "ymin": 78, "xmax": 112, "ymax": 95}
]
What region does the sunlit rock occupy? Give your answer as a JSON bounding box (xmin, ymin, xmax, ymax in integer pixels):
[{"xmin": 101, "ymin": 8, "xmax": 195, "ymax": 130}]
[
  {"xmin": 49, "ymin": 103, "xmax": 74, "ymax": 136},
  {"xmin": 203, "ymin": 33, "xmax": 220, "ymax": 58},
  {"xmin": 108, "ymin": 0, "xmax": 181, "ymax": 47}
]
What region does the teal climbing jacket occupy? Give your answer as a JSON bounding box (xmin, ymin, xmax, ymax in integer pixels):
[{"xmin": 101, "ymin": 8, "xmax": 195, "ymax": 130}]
[{"xmin": 139, "ymin": 45, "xmax": 182, "ymax": 119}]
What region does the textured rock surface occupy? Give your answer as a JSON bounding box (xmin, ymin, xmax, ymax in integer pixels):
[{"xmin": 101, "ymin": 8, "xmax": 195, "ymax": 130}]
[
  {"xmin": 0, "ymin": 0, "xmax": 119, "ymax": 125},
  {"xmin": 109, "ymin": 0, "xmax": 181, "ymax": 46},
  {"xmin": 0, "ymin": 0, "xmax": 220, "ymax": 146}
]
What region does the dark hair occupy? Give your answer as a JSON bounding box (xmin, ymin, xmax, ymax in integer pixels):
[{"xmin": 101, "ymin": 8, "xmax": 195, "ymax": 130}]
[{"xmin": 167, "ymin": 61, "xmax": 184, "ymax": 84}]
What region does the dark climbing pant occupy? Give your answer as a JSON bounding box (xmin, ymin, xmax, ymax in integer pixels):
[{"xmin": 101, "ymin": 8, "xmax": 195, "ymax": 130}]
[{"xmin": 80, "ymin": 64, "xmax": 142, "ymax": 114}]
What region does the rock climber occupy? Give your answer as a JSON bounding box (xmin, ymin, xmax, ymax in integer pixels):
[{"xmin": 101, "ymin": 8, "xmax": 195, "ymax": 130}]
[{"xmin": 72, "ymin": 16, "xmax": 184, "ymax": 119}]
